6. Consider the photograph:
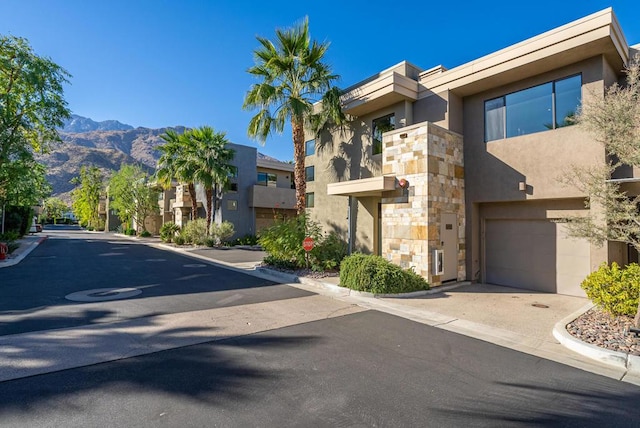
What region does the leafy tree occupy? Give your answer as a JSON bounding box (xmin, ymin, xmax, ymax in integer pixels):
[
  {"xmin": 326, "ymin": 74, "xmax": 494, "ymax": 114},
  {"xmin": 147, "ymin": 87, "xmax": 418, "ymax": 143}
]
[
  {"xmin": 156, "ymin": 129, "xmax": 198, "ymax": 221},
  {"xmin": 243, "ymin": 17, "xmax": 346, "ymax": 213},
  {"xmin": 561, "ymin": 56, "xmax": 640, "ymax": 328},
  {"xmin": 70, "ymin": 166, "xmax": 103, "ymax": 229},
  {"xmin": 42, "ymin": 197, "xmax": 68, "ymax": 224},
  {"xmin": 0, "ymin": 35, "xmax": 70, "ymax": 184},
  {"xmin": 108, "ymin": 164, "xmax": 159, "ymax": 233}
]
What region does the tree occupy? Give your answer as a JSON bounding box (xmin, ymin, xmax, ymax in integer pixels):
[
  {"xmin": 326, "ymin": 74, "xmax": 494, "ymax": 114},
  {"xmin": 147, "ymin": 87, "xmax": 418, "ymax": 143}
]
[
  {"xmin": 70, "ymin": 166, "xmax": 103, "ymax": 229},
  {"xmin": 156, "ymin": 127, "xmax": 235, "ymax": 234},
  {"xmin": 562, "ymin": 55, "xmax": 640, "ymax": 328},
  {"xmin": 186, "ymin": 126, "xmax": 235, "ymax": 232},
  {"xmin": 108, "ymin": 164, "xmax": 159, "ymax": 233},
  {"xmin": 42, "ymin": 197, "xmax": 68, "ymax": 224},
  {"xmin": 0, "ymin": 35, "xmax": 70, "ymax": 181},
  {"xmin": 156, "ymin": 129, "xmax": 198, "ymax": 222},
  {"xmin": 243, "ymin": 17, "xmax": 346, "ymax": 214}
]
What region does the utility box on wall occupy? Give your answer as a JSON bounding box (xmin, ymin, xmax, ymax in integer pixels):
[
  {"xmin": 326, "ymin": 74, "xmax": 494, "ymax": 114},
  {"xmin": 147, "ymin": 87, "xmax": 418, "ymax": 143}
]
[{"xmin": 433, "ymin": 249, "xmax": 444, "ymax": 276}]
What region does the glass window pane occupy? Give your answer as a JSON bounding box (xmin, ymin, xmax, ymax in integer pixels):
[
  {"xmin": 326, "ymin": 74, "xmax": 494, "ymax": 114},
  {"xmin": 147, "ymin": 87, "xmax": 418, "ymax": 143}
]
[
  {"xmin": 372, "ymin": 114, "xmax": 395, "ymax": 155},
  {"xmin": 305, "ymin": 166, "xmax": 315, "ymax": 182},
  {"xmin": 485, "ymin": 97, "xmax": 505, "ymax": 142},
  {"xmin": 305, "ymin": 139, "xmax": 315, "ymax": 156},
  {"xmin": 306, "ymin": 192, "xmax": 314, "ymax": 208},
  {"xmin": 555, "ymin": 75, "xmax": 581, "ymax": 128},
  {"xmin": 257, "ymin": 172, "xmax": 267, "ymax": 186},
  {"xmin": 506, "ymin": 82, "xmax": 552, "ymax": 138},
  {"xmin": 267, "ymin": 173, "xmax": 277, "ymax": 186}
]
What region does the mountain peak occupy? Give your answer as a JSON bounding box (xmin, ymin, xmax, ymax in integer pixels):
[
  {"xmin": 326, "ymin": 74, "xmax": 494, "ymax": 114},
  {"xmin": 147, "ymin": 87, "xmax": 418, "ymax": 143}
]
[{"xmin": 61, "ymin": 114, "xmax": 134, "ymax": 133}]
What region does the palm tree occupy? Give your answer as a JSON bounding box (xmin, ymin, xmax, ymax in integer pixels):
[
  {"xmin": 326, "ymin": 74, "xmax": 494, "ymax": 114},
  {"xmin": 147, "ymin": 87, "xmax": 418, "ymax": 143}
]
[
  {"xmin": 243, "ymin": 17, "xmax": 346, "ymax": 214},
  {"xmin": 156, "ymin": 129, "xmax": 198, "ymax": 221},
  {"xmin": 186, "ymin": 126, "xmax": 235, "ymax": 233}
]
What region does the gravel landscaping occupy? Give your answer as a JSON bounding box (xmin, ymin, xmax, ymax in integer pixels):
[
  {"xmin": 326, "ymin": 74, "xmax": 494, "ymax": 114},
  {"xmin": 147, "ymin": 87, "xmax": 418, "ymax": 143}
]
[{"xmin": 567, "ymin": 308, "xmax": 640, "ymax": 356}]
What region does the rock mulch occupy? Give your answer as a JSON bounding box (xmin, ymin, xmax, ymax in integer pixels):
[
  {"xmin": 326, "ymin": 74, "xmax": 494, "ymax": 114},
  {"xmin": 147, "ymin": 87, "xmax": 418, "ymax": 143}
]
[
  {"xmin": 261, "ymin": 264, "xmax": 339, "ymax": 280},
  {"xmin": 567, "ymin": 308, "xmax": 640, "ymax": 356}
]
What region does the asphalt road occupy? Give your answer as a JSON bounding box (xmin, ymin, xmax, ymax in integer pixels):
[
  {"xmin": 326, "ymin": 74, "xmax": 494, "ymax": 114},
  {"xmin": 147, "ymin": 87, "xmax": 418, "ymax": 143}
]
[
  {"xmin": 1, "ymin": 227, "xmax": 639, "ymax": 427},
  {"xmin": 1, "ymin": 310, "xmax": 639, "ymax": 427},
  {"xmin": 0, "ymin": 227, "xmax": 309, "ymax": 336}
]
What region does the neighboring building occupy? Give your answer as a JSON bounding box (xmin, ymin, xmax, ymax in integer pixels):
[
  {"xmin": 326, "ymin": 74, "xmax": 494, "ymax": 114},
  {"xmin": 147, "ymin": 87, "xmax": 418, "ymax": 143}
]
[
  {"xmin": 307, "ymin": 8, "xmax": 637, "ymax": 296},
  {"xmin": 152, "ymin": 143, "xmax": 296, "ymax": 238}
]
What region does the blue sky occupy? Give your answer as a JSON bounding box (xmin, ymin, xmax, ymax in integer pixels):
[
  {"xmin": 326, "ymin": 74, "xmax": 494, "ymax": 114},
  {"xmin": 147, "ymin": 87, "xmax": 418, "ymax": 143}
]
[{"xmin": 1, "ymin": 1, "xmax": 638, "ymax": 162}]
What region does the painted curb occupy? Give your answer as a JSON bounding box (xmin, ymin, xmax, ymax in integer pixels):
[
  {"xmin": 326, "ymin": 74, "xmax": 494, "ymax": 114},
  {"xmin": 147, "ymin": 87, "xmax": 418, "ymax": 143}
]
[
  {"xmin": 0, "ymin": 236, "xmax": 47, "ymax": 268},
  {"xmin": 552, "ymin": 303, "xmax": 640, "ymax": 375},
  {"xmin": 297, "ymin": 278, "xmax": 471, "ymax": 299}
]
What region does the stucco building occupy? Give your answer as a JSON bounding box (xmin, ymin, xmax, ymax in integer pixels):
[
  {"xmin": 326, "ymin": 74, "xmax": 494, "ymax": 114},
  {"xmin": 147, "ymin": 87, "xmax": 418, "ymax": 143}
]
[
  {"xmin": 306, "ymin": 8, "xmax": 638, "ymax": 296},
  {"xmin": 152, "ymin": 144, "xmax": 296, "ymax": 239}
]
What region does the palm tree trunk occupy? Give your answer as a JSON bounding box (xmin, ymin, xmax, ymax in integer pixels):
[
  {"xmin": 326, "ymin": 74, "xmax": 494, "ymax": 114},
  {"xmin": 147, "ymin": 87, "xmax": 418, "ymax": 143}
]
[
  {"xmin": 205, "ymin": 187, "xmax": 213, "ymax": 235},
  {"xmin": 292, "ymin": 116, "xmax": 306, "ymax": 215},
  {"xmin": 188, "ymin": 183, "xmax": 197, "ymax": 221}
]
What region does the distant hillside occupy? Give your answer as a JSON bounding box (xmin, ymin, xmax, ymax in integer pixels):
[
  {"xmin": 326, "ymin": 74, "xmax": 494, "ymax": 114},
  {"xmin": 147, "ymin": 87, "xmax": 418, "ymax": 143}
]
[
  {"xmin": 42, "ymin": 115, "xmax": 280, "ymax": 202},
  {"xmin": 61, "ymin": 114, "xmax": 134, "ymax": 133}
]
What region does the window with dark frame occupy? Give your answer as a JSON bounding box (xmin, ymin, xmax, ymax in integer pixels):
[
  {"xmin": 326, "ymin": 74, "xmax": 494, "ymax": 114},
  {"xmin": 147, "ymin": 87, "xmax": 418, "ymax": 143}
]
[
  {"xmin": 305, "ymin": 166, "xmax": 315, "ymax": 182},
  {"xmin": 372, "ymin": 114, "xmax": 395, "ymax": 155},
  {"xmin": 257, "ymin": 172, "xmax": 277, "ymax": 186},
  {"xmin": 484, "ymin": 74, "xmax": 582, "ymax": 142},
  {"xmin": 305, "ymin": 139, "xmax": 315, "ymax": 156},
  {"xmin": 306, "ymin": 192, "xmax": 315, "ymax": 208}
]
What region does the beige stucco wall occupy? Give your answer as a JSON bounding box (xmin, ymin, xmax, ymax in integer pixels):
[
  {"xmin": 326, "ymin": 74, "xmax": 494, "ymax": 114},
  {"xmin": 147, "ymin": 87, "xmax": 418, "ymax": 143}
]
[
  {"xmin": 306, "ymin": 101, "xmax": 411, "ymax": 251},
  {"xmin": 462, "ymin": 55, "xmax": 616, "ymax": 281}
]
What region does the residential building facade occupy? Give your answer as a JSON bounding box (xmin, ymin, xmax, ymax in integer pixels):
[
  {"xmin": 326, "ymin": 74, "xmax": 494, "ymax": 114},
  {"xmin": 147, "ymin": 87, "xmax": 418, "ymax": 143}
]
[
  {"xmin": 307, "ymin": 8, "xmax": 637, "ymax": 296},
  {"xmin": 151, "ymin": 143, "xmax": 296, "ymax": 239}
]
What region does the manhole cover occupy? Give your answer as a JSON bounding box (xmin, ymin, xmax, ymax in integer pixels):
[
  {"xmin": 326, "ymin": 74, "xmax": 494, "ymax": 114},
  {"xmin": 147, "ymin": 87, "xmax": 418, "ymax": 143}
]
[
  {"xmin": 531, "ymin": 303, "xmax": 549, "ymax": 308},
  {"xmin": 66, "ymin": 287, "xmax": 142, "ymax": 302}
]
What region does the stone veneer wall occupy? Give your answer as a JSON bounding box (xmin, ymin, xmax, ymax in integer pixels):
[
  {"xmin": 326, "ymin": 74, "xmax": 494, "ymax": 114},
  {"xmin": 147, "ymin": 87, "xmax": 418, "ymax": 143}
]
[{"xmin": 381, "ymin": 122, "xmax": 465, "ymax": 286}]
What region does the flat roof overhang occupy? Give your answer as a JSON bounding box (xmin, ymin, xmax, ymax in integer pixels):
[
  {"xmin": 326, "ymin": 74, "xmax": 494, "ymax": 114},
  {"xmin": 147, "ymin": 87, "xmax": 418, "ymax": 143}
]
[
  {"xmin": 327, "ymin": 176, "xmax": 397, "ymax": 197},
  {"xmin": 342, "ymin": 72, "xmax": 418, "ymax": 116},
  {"xmin": 420, "ymin": 8, "xmax": 629, "ymax": 98}
]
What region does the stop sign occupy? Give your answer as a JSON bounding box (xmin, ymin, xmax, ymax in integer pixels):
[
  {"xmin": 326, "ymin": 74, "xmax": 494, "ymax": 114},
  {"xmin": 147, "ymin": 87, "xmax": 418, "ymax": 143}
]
[{"xmin": 302, "ymin": 236, "xmax": 314, "ymax": 252}]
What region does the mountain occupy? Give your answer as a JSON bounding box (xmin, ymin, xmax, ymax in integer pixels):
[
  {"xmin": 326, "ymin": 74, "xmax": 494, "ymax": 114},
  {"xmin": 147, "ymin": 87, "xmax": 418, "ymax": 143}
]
[
  {"xmin": 61, "ymin": 114, "xmax": 134, "ymax": 133},
  {"xmin": 39, "ymin": 115, "xmax": 187, "ymax": 201}
]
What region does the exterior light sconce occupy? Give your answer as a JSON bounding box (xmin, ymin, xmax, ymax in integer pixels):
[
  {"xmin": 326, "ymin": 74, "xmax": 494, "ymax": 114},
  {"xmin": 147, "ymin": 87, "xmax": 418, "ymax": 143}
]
[
  {"xmin": 398, "ymin": 178, "xmax": 409, "ymax": 189},
  {"xmin": 518, "ymin": 181, "xmax": 527, "ymax": 191},
  {"xmin": 399, "ymin": 133, "xmax": 408, "ymax": 139}
]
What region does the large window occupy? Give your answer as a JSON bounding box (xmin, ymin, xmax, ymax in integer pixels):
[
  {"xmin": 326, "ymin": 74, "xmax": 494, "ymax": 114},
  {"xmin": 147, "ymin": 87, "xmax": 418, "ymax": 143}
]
[
  {"xmin": 305, "ymin": 166, "xmax": 315, "ymax": 182},
  {"xmin": 305, "ymin": 139, "xmax": 315, "ymax": 156},
  {"xmin": 372, "ymin": 114, "xmax": 395, "ymax": 155},
  {"xmin": 484, "ymin": 75, "xmax": 581, "ymax": 142},
  {"xmin": 257, "ymin": 172, "xmax": 277, "ymax": 186}
]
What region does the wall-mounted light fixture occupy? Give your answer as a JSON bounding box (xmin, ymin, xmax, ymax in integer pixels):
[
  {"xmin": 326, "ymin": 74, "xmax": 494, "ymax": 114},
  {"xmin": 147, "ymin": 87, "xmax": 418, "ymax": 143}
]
[
  {"xmin": 398, "ymin": 178, "xmax": 409, "ymax": 189},
  {"xmin": 518, "ymin": 181, "xmax": 527, "ymax": 191},
  {"xmin": 399, "ymin": 132, "xmax": 408, "ymax": 139}
]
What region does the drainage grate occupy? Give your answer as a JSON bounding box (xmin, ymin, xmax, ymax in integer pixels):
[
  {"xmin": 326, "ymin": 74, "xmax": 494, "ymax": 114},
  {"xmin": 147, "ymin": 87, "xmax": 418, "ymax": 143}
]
[{"xmin": 531, "ymin": 303, "xmax": 549, "ymax": 308}]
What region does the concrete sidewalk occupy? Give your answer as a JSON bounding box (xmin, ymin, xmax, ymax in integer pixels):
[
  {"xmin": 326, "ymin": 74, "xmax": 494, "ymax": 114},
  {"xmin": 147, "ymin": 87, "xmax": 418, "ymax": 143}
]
[{"xmin": 0, "ymin": 234, "xmax": 46, "ymax": 268}]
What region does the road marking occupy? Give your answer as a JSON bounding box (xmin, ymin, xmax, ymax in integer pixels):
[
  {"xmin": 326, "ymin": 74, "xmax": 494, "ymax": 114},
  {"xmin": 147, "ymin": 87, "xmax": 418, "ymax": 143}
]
[
  {"xmin": 183, "ymin": 264, "xmax": 207, "ymax": 268},
  {"xmin": 145, "ymin": 258, "xmax": 166, "ymax": 262},
  {"xmin": 65, "ymin": 287, "xmax": 142, "ymax": 302}
]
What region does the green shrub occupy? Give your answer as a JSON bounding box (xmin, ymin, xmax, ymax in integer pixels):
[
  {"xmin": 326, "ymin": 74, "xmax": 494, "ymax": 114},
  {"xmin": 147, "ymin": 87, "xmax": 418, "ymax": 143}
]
[
  {"xmin": 310, "ymin": 232, "xmax": 348, "ymax": 271},
  {"xmin": 263, "ymin": 254, "xmax": 299, "ymax": 270},
  {"xmin": 210, "ymin": 221, "xmax": 235, "ymax": 245},
  {"xmin": 139, "ymin": 230, "xmax": 152, "ymax": 238},
  {"xmin": 0, "ymin": 231, "xmax": 20, "ymax": 243},
  {"xmin": 159, "ymin": 222, "xmax": 180, "ymax": 243},
  {"xmin": 231, "ymin": 234, "xmax": 258, "ymax": 246},
  {"xmin": 581, "ymin": 262, "xmax": 640, "ymax": 317},
  {"xmin": 259, "ymin": 214, "xmax": 322, "ymax": 268},
  {"xmin": 86, "ymin": 225, "xmax": 95, "ymax": 231},
  {"xmin": 204, "ymin": 236, "xmax": 216, "ymax": 247},
  {"xmin": 124, "ymin": 228, "xmax": 136, "ymax": 236},
  {"xmin": 174, "ymin": 234, "xmax": 186, "ymax": 245},
  {"xmin": 340, "ymin": 253, "xmax": 429, "ymax": 294},
  {"xmin": 7, "ymin": 241, "xmax": 19, "ymax": 254},
  {"xmin": 181, "ymin": 218, "xmax": 208, "ymax": 245}
]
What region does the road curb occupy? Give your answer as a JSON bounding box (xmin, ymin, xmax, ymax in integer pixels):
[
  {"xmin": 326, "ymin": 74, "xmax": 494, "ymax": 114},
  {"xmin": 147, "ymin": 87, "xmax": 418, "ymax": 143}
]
[
  {"xmin": 552, "ymin": 303, "xmax": 640, "ymax": 375},
  {"xmin": 0, "ymin": 236, "xmax": 47, "ymax": 268}
]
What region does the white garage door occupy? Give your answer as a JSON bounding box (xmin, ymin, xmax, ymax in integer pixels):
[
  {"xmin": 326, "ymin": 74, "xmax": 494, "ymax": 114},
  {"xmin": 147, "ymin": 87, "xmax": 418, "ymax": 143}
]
[{"xmin": 485, "ymin": 220, "xmax": 589, "ymax": 297}]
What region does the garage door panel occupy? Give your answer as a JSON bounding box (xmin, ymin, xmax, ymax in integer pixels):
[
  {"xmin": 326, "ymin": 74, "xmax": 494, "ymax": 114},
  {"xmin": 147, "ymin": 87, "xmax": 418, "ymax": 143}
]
[{"xmin": 485, "ymin": 219, "xmax": 588, "ymax": 297}]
